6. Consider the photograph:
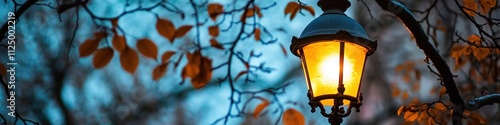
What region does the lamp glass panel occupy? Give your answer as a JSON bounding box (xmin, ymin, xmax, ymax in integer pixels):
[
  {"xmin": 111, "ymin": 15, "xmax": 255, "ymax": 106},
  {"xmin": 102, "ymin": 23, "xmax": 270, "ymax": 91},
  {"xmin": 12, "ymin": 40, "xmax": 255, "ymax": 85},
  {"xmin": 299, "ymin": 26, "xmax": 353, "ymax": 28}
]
[{"xmin": 301, "ymin": 41, "xmax": 367, "ymax": 105}]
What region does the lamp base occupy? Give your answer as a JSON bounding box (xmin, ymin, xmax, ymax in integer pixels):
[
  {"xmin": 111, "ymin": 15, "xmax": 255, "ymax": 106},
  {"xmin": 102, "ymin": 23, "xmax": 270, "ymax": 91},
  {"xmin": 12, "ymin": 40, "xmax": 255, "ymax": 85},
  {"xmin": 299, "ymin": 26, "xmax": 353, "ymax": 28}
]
[{"xmin": 307, "ymin": 91, "xmax": 363, "ymax": 125}]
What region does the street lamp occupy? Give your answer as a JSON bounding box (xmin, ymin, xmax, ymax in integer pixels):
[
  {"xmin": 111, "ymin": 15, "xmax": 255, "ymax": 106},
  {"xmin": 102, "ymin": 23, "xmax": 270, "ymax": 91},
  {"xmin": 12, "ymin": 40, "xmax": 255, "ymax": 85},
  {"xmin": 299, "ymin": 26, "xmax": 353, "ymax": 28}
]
[{"xmin": 290, "ymin": 0, "xmax": 376, "ymax": 124}]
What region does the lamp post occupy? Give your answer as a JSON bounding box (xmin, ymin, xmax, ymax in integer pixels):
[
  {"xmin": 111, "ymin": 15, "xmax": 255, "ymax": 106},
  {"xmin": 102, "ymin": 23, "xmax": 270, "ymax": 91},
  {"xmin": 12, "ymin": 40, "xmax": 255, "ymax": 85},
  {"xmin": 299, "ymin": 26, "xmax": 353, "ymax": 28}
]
[{"xmin": 290, "ymin": 0, "xmax": 376, "ymax": 124}]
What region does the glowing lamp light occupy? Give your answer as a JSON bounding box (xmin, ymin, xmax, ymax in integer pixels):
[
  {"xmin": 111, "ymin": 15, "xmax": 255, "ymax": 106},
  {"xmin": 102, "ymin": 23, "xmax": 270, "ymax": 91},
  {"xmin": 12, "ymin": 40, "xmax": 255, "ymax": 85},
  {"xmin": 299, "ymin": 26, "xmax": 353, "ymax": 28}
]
[{"xmin": 289, "ymin": 0, "xmax": 377, "ymax": 124}]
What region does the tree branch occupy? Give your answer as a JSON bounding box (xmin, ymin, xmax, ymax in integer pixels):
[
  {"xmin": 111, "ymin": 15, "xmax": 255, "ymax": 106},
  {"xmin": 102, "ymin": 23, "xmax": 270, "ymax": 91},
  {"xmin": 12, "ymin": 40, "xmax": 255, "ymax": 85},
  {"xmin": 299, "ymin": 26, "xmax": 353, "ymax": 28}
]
[
  {"xmin": 374, "ymin": 0, "xmax": 466, "ymax": 124},
  {"xmin": 466, "ymin": 93, "xmax": 500, "ymax": 110},
  {"xmin": 0, "ymin": 0, "xmax": 38, "ymax": 40}
]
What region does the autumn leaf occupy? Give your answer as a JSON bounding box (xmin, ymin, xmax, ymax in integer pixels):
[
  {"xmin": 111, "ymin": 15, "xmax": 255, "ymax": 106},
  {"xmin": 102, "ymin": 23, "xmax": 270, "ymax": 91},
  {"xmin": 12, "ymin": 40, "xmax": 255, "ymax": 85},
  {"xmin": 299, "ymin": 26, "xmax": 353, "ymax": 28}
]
[
  {"xmin": 302, "ymin": 5, "xmax": 315, "ymax": 16},
  {"xmin": 404, "ymin": 111, "xmax": 419, "ymax": 121},
  {"xmin": 284, "ymin": 2, "xmax": 300, "ymax": 20},
  {"xmin": 152, "ymin": 63, "xmax": 168, "ymax": 80},
  {"xmin": 253, "ymin": 99, "xmax": 270, "ymax": 119},
  {"xmin": 402, "ymin": 91, "xmax": 409, "ymax": 100},
  {"xmin": 208, "ymin": 3, "xmax": 224, "ymax": 21},
  {"xmin": 93, "ymin": 48, "xmax": 114, "ymax": 69},
  {"xmin": 0, "ymin": 64, "xmax": 6, "ymax": 77},
  {"xmin": 440, "ymin": 87, "xmax": 447, "ymax": 96},
  {"xmin": 472, "ymin": 47, "xmax": 489, "ymax": 61},
  {"xmin": 210, "ymin": 38, "xmax": 224, "ymax": 50},
  {"xmin": 182, "ymin": 50, "xmax": 212, "ymax": 89},
  {"xmin": 468, "ymin": 34, "xmax": 481, "ymax": 45},
  {"xmin": 280, "ymin": 43, "xmax": 288, "ymax": 57},
  {"xmin": 137, "ymin": 39, "xmax": 158, "ymax": 60},
  {"xmin": 161, "ymin": 51, "xmax": 176, "ymax": 63},
  {"xmin": 112, "ymin": 35, "xmax": 127, "ymax": 52},
  {"xmin": 255, "ymin": 6, "xmax": 263, "ymax": 18},
  {"xmin": 79, "ymin": 38, "xmax": 101, "ymax": 57},
  {"xmin": 282, "ymin": 108, "xmax": 305, "ymax": 125},
  {"xmin": 480, "ymin": 0, "xmax": 496, "ymax": 14},
  {"xmin": 94, "ymin": 31, "xmax": 108, "ymax": 39},
  {"xmin": 463, "ymin": 0, "xmax": 478, "ymax": 16},
  {"xmin": 208, "ymin": 25, "xmax": 219, "ymax": 37},
  {"xmin": 156, "ymin": 18, "xmax": 176, "ymax": 42},
  {"xmin": 174, "ymin": 25, "xmax": 193, "ymax": 39},
  {"xmin": 234, "ymin": 71, "xmax": 248, "ymax": 81},
  {"xmin": 254, "ymin": 28, "xmax": 261, "ymax": 41},
  {"xmin": 120, "ymin": 47, "xmax": 140, "ymax": 74},
  {"xmin": 284, "ymin": 2, "xmax": 299, "ymax": 15},
  {"xmin": 397, "ymin": 106, "xmax": 405, "ymax": 116},
  {"xmin": 111, "ymin": 18, "xmax": 119, "ymax": 28}
]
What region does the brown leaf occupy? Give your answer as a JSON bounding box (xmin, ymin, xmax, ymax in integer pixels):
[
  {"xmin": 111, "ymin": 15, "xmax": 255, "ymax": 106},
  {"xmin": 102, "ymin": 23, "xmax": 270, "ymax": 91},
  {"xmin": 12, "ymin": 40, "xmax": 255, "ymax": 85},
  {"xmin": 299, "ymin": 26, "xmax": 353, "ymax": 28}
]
[
  {"xmin": 79, "ymin": 38, "xmax": 101, "ymax": 57},
  {"xmin": 112, "ymin": 35, "xmax": 127, "ymax": 52},
  {"xmin": 254, "ymin": 28, "xmax": 261, "ymax": 41},
  {"xmin": 174, "ymin": 25, "xmax": 193, "ymax": 38},
  {"xmin": 463, "ymin": 0, "xmax": 478, "ymax": 16},
  {"xmin": 0, "ymin": 64, "xmax": 6, "ymax": 77},
  {"xmin": 208, "ymin": 25, "xmax": 220, "ymax": 37},
  {"xmin": 182, "ymin": 50, "xmax": 212, "ymax": 89},
  {"xmin": 208, "ymin": 3, "xmax": 224, "ymax": 21},
  {"xmin": 161, "ymin": 51, "xmax": 176, "ymax": 63},
  {"xmin": 234, "ymin": 71, "xmax": 248, "ymax": 81},
  {"xmin": 111, "ymin": 18, "xmax": 119, "ymax": 28},
  {"xmin": 302, "ymin": 5, "xmax": 315, "ymax": 16},
  {"xmin": 284, "ymin": 2, "xmax": 300, "ymax": 20},
  {"xmin": 137, "ymin": 39, "xmax": 158, "ymax": 60},
  {"xmin": 282, "ymin": 108, "xmax": 305, "ymax": 125},
  {"xmin": 210, "ymin": 38, "xmax": 224, "ymax": 50},
  {"xmin": 439, "ymin": 87, "xmax": 447, "ymax": 96},
  {"xmin": 253, "ymin": 99, "xmax": 270, "ymax": 119},
  {"xmin": 120, "ymin": 47, "xmax": 140, "ymax": 74},
  {"xmin": 94, "ymin": 32, "xmax": 108, "ymax": 39},
  {"xmin": 93, "ymin": 48, "xmax": 114, "ymax": 69},
  {"xmin": 284, "ymin": 2, "xmax": 299, "ymax": 15},
  {"xmin": 255, "ymin": 6, "xmax": 263, "ymax": 18},
  {"xmin": 153, "ymin": 63, "xmax": 168, "ymax": 80},
  {"xmin": 156, "ymin": 18, "xmax": 176, "ymax": 42},
  {"xmin": 280, "ymin": 43, "xmax": 287, "ymax": 57}
]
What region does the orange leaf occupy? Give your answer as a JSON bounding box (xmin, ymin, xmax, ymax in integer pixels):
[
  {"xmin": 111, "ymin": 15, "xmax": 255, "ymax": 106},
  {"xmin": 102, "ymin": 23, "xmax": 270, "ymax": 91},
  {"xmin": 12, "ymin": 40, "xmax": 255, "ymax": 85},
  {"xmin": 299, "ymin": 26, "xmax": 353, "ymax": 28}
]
[
  {"xmin": 93, "ymin": 47, "xmax": 114, "ymax": 69},
  {"xmin": 79, "ymin": 38, "xmax": 100, "ymax": 57},
  {"xmin": 302, "ymin": 5, "xmax": 315, "ymax": 16},
  {"xmin": 112, "ymin": 35, "xmax": 127, "ymax": 52},
  {"xmin": 174, "ymin": 25, "xmax": 193, "ymax": 38},
  {"xmin": 280, "ymin": 43, "xmax": 287, "ymax": 57},
  {"xmin": 254, "ymin": 28, "xmax": 261, "ymax": 41},
  {"xmin": 161, "ymin": 51, "xmax": 176, "ymax": 63},
  {"xmin": 472, "ymin": 47, "xmax": 489, "ymax": 61},
  {"xmin": 208, "ymin": 3, "xmax": 224, "ymax": 21},
  {"xmin": 137, "ymin": 39, "xmax": 158, "ymax": 60},
  {"xmin": 208, "ymin": 25, "xmax": 219, "ymax": 37},
  {"xmin": 440, "ymin": 87, "xmax": 446, "ymax": 96},
  {"xmin": 152, "ymin": 63, "xmax": 168, "ymax": 80},
  {"xmin": 93, "ymin": 32, "xmax": 108, "ymax": 39},
  {"xmin": 156, "ymin": 18, "xmax": 176, "ymax": 42},
  {"xmin": 284, "ymin": 2, "xmax": 299, "ymax": 15},
  {"xmin": 210, "ymin": 38, "xmax": 224, "ymax": 50},
  {"xmin": 404, "ymin": 111, "xmax": 419, "ymax": 121},
  {"xmin": 480, "ymin": 0, "xmax": 496, "ymax": 14},
  {"xmin": 0, "ymin": 64, "xmax": 6, "ymax": 77},
  {"xmin": 402, "ymin": 91, "xmax": 409, "ymax": 100},
  {"xmin": 234, "ymin": 71, "xmax": 248, "ymax": 81},
  {"xmin": 253, "ymin": 99, "xmax": 270, "ymax": 119},
  {"xmin": 282, "ymin": 109, "xmax": 305, "ymax": 125},
  {"xmin": 255, "ymin": 6, "xmax": 263, "ymax": 18},
  {"xmin": 120, "ymin": 47, "xmax": 140, "ymax": 74},
  {"xmin": 397, "ymin": 106, "xmax": 405, "ymax": 116},
  {"xmin": 463, "ymin": 0, "xmax": 478, "ymax": 16},
  {"xmin": 468, "ymin": 34, "xmax": 481, "ymax": 45}
]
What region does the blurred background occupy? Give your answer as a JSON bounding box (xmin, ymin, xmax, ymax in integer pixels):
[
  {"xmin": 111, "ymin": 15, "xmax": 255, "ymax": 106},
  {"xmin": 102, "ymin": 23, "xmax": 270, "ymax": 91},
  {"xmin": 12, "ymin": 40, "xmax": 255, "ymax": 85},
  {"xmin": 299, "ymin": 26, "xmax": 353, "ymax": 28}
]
[{"xmin": 0, "ymin": 0, "xmax": 499, "ymax": 124}]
